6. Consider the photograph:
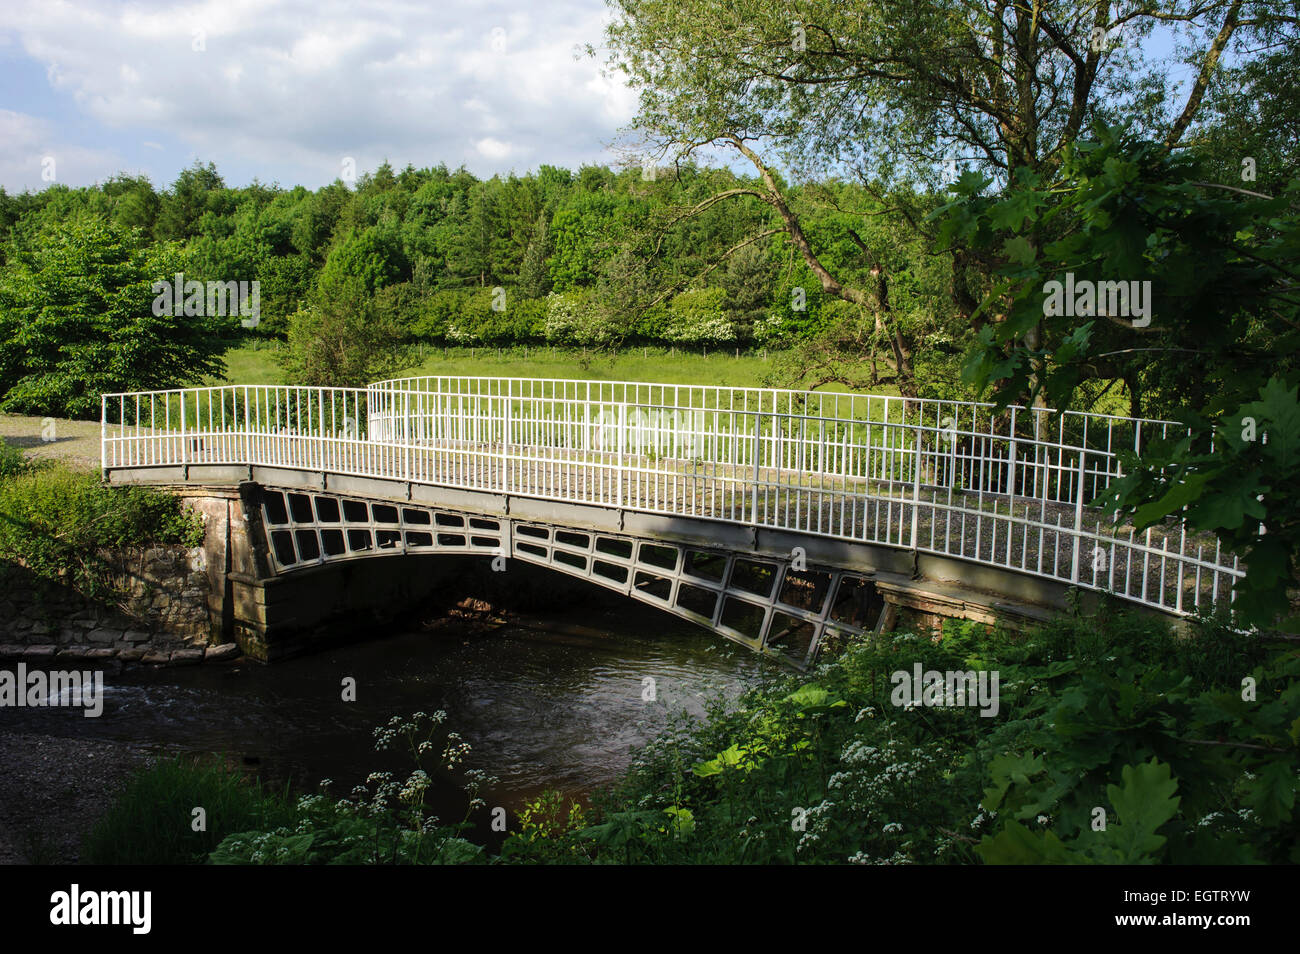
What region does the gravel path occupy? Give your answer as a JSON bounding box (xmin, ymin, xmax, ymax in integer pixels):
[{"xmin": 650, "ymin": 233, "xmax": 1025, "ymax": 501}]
[{"xmin": 0, "ymin": 414, "xmax": 101, "ymax": 471}]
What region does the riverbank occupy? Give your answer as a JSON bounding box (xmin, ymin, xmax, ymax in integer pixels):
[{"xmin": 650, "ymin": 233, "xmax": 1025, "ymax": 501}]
[{"xmin": 0, "ymin": 732, "xmax": 152, "ymax": 864}]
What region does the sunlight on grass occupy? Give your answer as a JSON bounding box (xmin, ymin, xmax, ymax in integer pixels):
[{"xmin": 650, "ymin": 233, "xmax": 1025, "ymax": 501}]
[{"xmin": 211, "ymin": 342, "xmax": 904, "ymax": 396}]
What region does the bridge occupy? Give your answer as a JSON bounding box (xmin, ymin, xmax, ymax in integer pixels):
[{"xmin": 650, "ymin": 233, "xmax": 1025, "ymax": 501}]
[{"xmin": 100, "ymin": 376, "xmax": 1243, "ymax": 667}]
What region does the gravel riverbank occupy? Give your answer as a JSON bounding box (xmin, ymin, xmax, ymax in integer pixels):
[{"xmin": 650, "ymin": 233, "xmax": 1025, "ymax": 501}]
[{"xmin": 0, "ymin": 733, "xmax": 151, "ymax": 864}]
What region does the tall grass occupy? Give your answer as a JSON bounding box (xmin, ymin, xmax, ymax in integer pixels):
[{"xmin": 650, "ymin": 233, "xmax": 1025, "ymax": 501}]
[{"xmin": 82, "ymin": 756, "xmax": 296, "ymax": 865}]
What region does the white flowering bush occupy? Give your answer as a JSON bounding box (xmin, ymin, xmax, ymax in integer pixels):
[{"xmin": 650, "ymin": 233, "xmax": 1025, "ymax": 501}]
[
  {"xmin": 752, "ymin": 313, "xmax": 785, "ymax": 344},
  {"xmin": 544, "ymin": 289, "xmax": 619, "ymax": 346},
  {"xmin": 210, "ymin": 711, "xmax": 495, "ymax": 865},
  {"xmin": 665, "ymin": 288, "xmax": 736, "ymax": 344}
]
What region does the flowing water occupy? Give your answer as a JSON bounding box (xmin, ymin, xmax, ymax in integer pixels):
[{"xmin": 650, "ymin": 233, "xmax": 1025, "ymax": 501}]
[{"xmin": 4, "ymin": 599, "xmax": 773, "ymax": 827}]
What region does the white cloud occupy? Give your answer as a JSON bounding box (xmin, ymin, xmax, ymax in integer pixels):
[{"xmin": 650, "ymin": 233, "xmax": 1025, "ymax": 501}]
[
  {"xmin": 0, "ymin": 108, "xmax": 125, "ymax": 190},
  {"xmin": 0, "ymin": 0, "xmax": 640, "ymax": 187},
  {"xmin": 475, "ymin": 137, "xmax": 516, "ymax": 160}
]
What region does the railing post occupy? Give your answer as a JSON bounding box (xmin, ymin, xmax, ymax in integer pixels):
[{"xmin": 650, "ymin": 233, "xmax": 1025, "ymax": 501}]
[
  {"xmin": 317, "ymin": 389, "xmax": 325, "ymax": 471},
  {"xmin": 617, "ymin": 402, "xmax": 626, "ymax": 508},
  {"xmin": 503, "ymin": 394, "xmax": 511, "ymax": 494},
  {"xmin": 1071, "ymin": 450, "xmax": 1086, "ymax": 584},
  {"xmin": 1007, "ymin": 406, "xmax": 1018, "ymax": 498},
  {"xmin": 100, "ymin": 393, "xmax": 107, "ymax": 472},
  {"xmin": 179, "ymin": 389, "xmax": 186, "ymax": 467},
  {"xmin": 911, "ymin": 426, "xmax": 922, "ymax": 549},
  {"xmin": 404, "ymin": 390, "xmax": 412, "ymax": 481},
  {"xmin": 751, "ymin": 411, "xmax": 761, "ymax": 525}
]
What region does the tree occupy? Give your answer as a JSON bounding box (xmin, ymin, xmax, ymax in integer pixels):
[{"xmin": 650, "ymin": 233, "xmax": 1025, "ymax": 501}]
[
  {"xmin": 518, "ymin": 211, "xmax": 554, "ymax": 298},
  {"xmin": 103, "ymin": 174, "xmax": 161, "ymax": 237},
  {"xmin": 1193, "ymin": 23, "xmax": 1300, "ymax": 185},
  {"xmin": 316, "ymin": 224, "xmax": 408, "ymax": 297},
  {"xmin": 0, "ymin": 215, "xmax": 225, "ymax": 418},
  {"xmin": 156, "ymin": 161, "xmax": 227, "ymax": 242},
  {"xmin": 719, "ymin": 243, "xmax": 773, "ymax": 338},
  {"xmin": 441, "ymin": 183, "xmax": 498, "ymax": 287},
  {"xmin": 948, "ymin": 127, "xmax": 1299, "ymax": 626},
  {"xmin": 292, "ymin": 181, "xmax": 351, "ymax": 261},
  {"xmin": 278, "ymin": 277, "xmax": 409, "ymax": 387},
  {"xmin": 601, "ymin": 0, "xmax": 1285, "ymax": 393}
]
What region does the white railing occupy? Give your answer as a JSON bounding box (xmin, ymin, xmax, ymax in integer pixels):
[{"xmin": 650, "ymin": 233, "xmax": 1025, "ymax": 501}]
[{"xmin": 101, "ymin": 378, "xmax": 1244, "ymax": 619}]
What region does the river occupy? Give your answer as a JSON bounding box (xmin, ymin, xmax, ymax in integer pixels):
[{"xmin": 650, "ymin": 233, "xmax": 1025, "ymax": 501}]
[{"xmin": 3, "ymin": 596, "xmax": 773, "ymax": 835}]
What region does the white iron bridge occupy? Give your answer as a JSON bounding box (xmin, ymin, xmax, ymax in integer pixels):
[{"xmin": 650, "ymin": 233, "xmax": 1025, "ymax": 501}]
[{"xmin": 100, "ymin": 376, "xmax": 1243, "ymax": 667}]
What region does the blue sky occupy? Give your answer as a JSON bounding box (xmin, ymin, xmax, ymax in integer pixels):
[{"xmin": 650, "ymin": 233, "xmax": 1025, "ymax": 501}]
[{"xmin": 0, "ymin": 0, "xmax": 635, "ymax": 192}]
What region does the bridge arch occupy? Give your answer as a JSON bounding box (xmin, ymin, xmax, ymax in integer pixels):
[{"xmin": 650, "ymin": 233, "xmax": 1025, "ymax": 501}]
[{"xmin": 254, "ymin": 485, "xmax": 887, "ymax": 668}]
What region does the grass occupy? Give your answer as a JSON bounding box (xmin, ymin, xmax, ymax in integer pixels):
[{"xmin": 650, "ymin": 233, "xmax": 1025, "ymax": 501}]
[
  {"xmin": 213, "ymin": 341, "xmax": 899, "ymax": 395},
  {"xmin": 82, "ymin": 755, "xmax": 296, "ymax": 865}
]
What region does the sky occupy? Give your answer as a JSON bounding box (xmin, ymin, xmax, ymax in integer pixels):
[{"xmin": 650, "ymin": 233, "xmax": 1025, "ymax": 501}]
[{"xmin": 0, "ymin": 0, "xmax": 638, "ymax": 192}]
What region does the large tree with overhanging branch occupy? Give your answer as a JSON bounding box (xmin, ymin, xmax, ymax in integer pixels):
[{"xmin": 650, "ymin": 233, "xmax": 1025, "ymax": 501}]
[{"xmin": 600, "ymin": 0, "xmax": 1293, "ymax": 402}]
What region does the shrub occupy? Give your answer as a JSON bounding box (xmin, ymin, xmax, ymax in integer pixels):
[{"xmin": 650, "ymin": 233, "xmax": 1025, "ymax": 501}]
[
  {"xmin": 0, "ymin": 439, "xmax": 32, "ymax": 479},
  {"xmin": 667, "ymin": 288, "xmax": 735, "ymax": 344},
  {"xmin": 208, "ymin": 712, "xmax": 492, "ymax": 865},
  {"xmin": 0, "ymin": 463, "xmax": 206, "ymax": 597},
  {"xmin": 544, "ymin": 289, "xmax": 620, "ymax": 347}
]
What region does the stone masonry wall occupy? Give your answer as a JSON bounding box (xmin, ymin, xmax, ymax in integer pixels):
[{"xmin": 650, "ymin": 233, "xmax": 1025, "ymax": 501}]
[{"xmin": 0, "ymin": 545, "xmax": 218, "ymax": 662}]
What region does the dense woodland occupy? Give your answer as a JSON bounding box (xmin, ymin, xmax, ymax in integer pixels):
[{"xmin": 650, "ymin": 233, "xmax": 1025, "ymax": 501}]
[{"xmin": 0, "ymin": 159, "xmax": 959, "ymax": 393}]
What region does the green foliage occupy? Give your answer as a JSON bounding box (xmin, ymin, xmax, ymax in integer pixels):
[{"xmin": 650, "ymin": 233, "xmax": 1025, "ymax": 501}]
[
  {"xmin": 279, "ymin": 275, "xmax": 411, "ymax": 386},
  {"xmin": 497, "ymin": 789, "xmax": 590, "ymax": 863},
  {"xmin": 944, "ymin": 126, "xmax": 1300, "ymax": 625},
  {"xmin": 0, "ymin": 214, "xmax": 225, "ymax": 418},
  {"xmin": 82, "ymin": 756, "xmax": 295, "ymax": 864},
  {"xmin": 947, "ymin": 128, "xmax": 1298, "ymax": 418},
  {"xmin": 156, "ymin": 162, "xmax": 227, "ymax": 243},
  {"xmin": 0, "ymin": 439, "xmax": 31, "ymax": 479},
  {"xmin": 1100, "ymin": 378, "xmax": 1300, "ymax": 626},
  {"xmin": 317, "ymin": 224, "xmax": 408, "ymax": 297},
  {"xmin": 0, "ymin": 460, "xmax": 206, "ymax": 597},
  {"xmin": 667, "ymin": 287, "xmax": 735, "ymax": 344},
  {"xmin": 544, "ymin": 289, "xmax": 621, "ymax": 347},
  {"xmin": 210, "ymin": 712, "xmax": 492, "ymax": 865}
]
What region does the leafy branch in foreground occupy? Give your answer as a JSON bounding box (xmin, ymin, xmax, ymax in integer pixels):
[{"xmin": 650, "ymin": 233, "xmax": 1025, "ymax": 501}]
[{"xmin": 941, "ymin": 127, "xmax": 1300, "ymax": 626}]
